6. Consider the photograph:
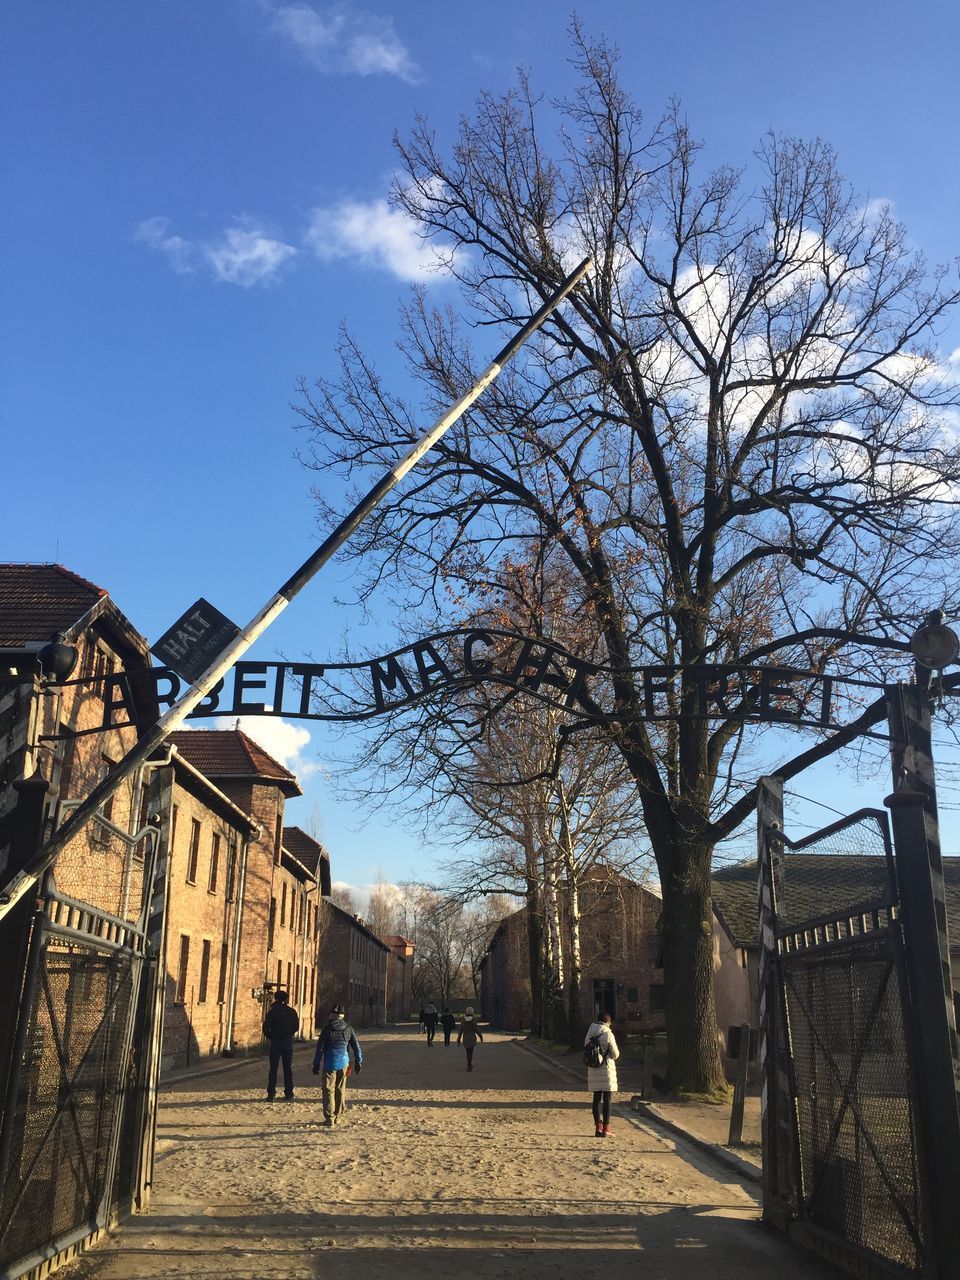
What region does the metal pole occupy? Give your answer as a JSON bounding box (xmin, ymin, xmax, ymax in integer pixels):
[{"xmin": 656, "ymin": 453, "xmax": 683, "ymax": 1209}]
[
  {"xmin": 0, "ymin": 257, "xmax": 593, "ymax": 925},
  {"xmin": 756, "ymin": 774, "xmax": 793, "ymax": 1228},
  {"xmin": 727, "ymin": 1022, "xmax": 750, "ymax": 1147},
  {"xmin": 884, "ymin": 682, "xmax": 960, "ymax": 1273}
]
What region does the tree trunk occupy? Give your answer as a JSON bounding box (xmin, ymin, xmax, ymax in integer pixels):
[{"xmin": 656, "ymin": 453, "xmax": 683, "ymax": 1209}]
[
  {"xmin": 525, "ymin": 881, "xmax": 544, "ymax": 1036},
  {"xmin": 657, "ymin": 837, "xmax": 726, "ymax": 1094},
  {"xmin": 565, "ymin": 871, "xmax": 583, "ymax": 1050}
]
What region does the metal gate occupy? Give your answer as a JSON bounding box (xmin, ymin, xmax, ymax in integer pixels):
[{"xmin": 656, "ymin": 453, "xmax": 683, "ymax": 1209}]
[
  {"xmin": 760, "ymin": 806, "xmax": 926, "ymax": 1273},
  {"xmin": 0, "ymin": 769, "xmax": 170, "ymax": 1280},
  {"xmin": 757, "ymin": 684, "xmax": 960, "ymax": 1280}
]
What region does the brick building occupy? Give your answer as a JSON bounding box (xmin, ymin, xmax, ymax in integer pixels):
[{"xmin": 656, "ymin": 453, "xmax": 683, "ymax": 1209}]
[
  {"xmin": 160, "ymin": 749, "xmax": 257, "ymax": 1067},
  {"xmin": 0, "ymin": 566, "xmax": 360, "ymax": 1075},
  {"xmin": 166, "ymin": 730, "xmax": 312, "ymax": 1064},
  {"xmin": 480, "ymin": 870, "xmax": 666, "ymax": 1034},
  {"xmin": 383, "ymin": 934, "xmax": 414, "ymax": 1021},
  {"xmin": 0, "ymin": 564, "xmax": 155, "ymax": 920},
  {"xmin": 317, "ymin": 900, "xmax": 389, "ymax": 1027}
]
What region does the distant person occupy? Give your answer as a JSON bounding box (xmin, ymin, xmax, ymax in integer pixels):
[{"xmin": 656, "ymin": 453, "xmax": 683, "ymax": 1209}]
[
  {"xmin": 440, "ymin": 1008, "xmax": 457, "ymax": 1047},
  {"xmin": 423, "ymin": 1002, "xmax": 439, "ymax": 1046},
  {"xmin": 584, "ymin": 1010, "xmax": 620, "ymax": 1137},
  {"xmin": 262, "ymin": 990, "xmax": 299, "ymax": 1102},
  {"xmin": 457, "ymin": 1007, "xmax": 483, "ymax": 1071},
  {"xmin": 312, "ymin": 1002, "xmax": 362, "ymax": 1126},
  {"xmin": 418, "ymin": 1005, "xmax": 426, "ymax": 1034}
]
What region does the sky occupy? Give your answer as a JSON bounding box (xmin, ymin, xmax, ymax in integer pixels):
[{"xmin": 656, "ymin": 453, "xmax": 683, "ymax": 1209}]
[{"xmin": 4, "ymin": 0, "xmax": 960, "ymax": 896}]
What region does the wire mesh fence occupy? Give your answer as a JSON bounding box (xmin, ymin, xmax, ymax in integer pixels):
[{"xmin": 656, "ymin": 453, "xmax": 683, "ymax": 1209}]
[
  {"xmin": 772, "ymin": 808, "xmax": 925, "ymax": 1273},
  {"xmin": 0, "ymin": 929, "xmax": 137, "ymax": 1275}
]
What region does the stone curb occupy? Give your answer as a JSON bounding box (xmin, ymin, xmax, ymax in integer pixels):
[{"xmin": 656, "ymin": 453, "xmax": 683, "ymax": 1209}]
[
  {"xmin": 632, "ymin": 1101, "xmax": 762, "ymax": 1184},
  {"xmin": 513, "ymin": 1037, "xmax": 761, "ymax": 1185}
]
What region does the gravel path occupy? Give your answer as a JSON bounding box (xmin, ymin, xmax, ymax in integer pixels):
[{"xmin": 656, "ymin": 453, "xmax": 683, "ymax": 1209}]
[{"xmin": 62, "ymin": 1026, "xmax": 835, "ymax": 1279}]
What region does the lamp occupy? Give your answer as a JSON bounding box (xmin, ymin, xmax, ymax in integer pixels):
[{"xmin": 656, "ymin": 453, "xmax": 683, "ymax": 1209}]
[
  {"xmin": 38, "ymin": 632, "xmax": 79, "ymax": 683},
  {"xmin": 909, "ymin": 610, "xmax": 959, "ymax": 671}
]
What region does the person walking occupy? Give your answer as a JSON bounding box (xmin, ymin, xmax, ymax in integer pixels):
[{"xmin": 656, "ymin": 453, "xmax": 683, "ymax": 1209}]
[
  {"xmin": 440, "ymin": 1008, "xmax": 456, "ymax": 1047},
  {"xmin": 457, "ymin": 1007, "xmax": 483, "ymax": 1071},
  {"xmin": 262, "ymin": 989, "xmax": 299, "ymax": 1102},
  {"xmin": 312, "ymin": 1002, "xmax": 362, "ymax": 1126},
  {"xmin": 584, "ymin": 1010, "xmax": 620, "ymax": 1137},
  {"xmin": 423, "ymin": 1002, "xmax": 439, "ymax": 1046},
  {"xmin": 418, "ymin": 1005, "xmax": 426, "ymax": 1035}
]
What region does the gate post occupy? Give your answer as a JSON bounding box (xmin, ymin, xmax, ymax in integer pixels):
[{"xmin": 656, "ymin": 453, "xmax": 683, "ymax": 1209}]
[
  {"xmin": 757, "ymin": 775, "xmax": 795, "ymax": 1228},
  {"xmin": 885, "ymin": 683, "xmax": 960, "ymax": 1274}
]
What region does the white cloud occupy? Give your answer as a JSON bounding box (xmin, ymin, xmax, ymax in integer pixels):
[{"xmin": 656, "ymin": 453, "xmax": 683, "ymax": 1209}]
[
  {"xmin": 208, "ymin": 714, "xmax": 321, "ymax": 780},
  {"xmin": 304, "ymin": 197, "xmax": 452, "ymax": 282},
  {"xmin": 135, "ymin": 217, "xmax": 198, "ymax": 274},
  {"xmin": 136, "ymin": 216, "xmax": 296, "ymax": 287},
  {"xmin": 205, "ymin": 223, "xmax": 297, "ymax": 286},
  {"xmin": 268, "ymin": 2, "xmax": 419, "ymax": 82}
]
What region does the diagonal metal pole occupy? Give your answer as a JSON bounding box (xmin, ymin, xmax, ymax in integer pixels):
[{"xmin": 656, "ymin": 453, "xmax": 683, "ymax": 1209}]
[{"xmin": 0, "ymin": 256, "xmax": 593, "ymax": 925}]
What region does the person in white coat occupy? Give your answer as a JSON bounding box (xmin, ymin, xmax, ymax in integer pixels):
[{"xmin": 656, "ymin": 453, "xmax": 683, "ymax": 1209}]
[{"xmin": 584, "ymin": 1010, "xmax": 620, "ymax": 1137}]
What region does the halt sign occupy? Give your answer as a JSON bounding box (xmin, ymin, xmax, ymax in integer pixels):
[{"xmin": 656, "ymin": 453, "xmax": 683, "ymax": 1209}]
[{"xmin": 152, "ymin": 598, "xmax": 242, "ymax": 684}]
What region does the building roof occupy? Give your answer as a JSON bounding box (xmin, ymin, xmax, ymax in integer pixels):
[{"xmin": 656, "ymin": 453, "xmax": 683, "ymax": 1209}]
[
  {"xmin": 325, "ymin": 898, "xmax": 390, "ymax": 950},
  {"xmin": 711, "ymin": 854, "xmax": 960, "ymax": 949},
  {"xmin": 0, "ymin": 563, "xmax": 106, "ymax": 646},
  {"xmin": 168, "ymin": 729, "xmax": 302, "ymax": 797},
  {"xmin": 282, "ymin": 826, "xmax": 329, "ymax": 875},
  {"xmin": 282, "ymin": 826, "xmax": 332, "ymax": 895},
  {"xmin": 0, "ymin": 563, "xmax": 149, "ymax": 664},
  {"xmin": 171, "ymin": 753, "xmax": 259, "ymax": 835}
]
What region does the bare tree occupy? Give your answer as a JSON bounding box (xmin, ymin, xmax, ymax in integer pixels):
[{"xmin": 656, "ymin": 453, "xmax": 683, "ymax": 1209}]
[
  {"xmin": 297, "ymin": 29, "xmax": 960, "ymax": 1091},
  {"xmin": 365, "ymin": 872, "xmax": 399, "ymax": 940},
  {"xmin": 328, "ymin": 886, "xmax": 358, "ymax": 916}
]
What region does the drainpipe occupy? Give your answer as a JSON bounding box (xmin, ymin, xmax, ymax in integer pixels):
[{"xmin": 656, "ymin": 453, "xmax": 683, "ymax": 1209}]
[
  {"xmin": 299, "ymin": 879, "xmax": 319, "ymax": 1039},
  {"xmin": 224, "ymin": 826, "xmax": 256, "ymax": 1055}
]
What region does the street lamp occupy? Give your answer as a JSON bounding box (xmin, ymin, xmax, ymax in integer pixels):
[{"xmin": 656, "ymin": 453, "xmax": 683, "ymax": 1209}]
[{"xmin": 909, "ymin": 610, "xmax": 960, "ymax": 670}]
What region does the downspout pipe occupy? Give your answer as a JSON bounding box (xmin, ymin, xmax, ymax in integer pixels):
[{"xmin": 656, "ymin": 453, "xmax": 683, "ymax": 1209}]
[{"xmin": 223, "ymin": 826, "xmax": 256, "ymax": 1055}]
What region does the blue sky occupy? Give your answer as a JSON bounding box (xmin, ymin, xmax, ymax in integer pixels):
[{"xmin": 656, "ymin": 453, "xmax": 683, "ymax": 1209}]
[{"xmin": 4, "ymin": 1, "xmax": 960, "ymax": 894}]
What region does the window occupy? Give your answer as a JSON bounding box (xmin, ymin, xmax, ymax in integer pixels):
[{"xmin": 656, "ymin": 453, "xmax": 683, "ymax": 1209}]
[
  {"xmin": 208, "ymin": 833, "xmax": 221, "ymax": 894},
  {"xmin": 186, "ymin": 819, "xmax": 201, "ymax": 883},
  {"xmin": 274, "ymin": 813, "xmax": 283, "ymax": 865},
  {"xmin": 175, "ymin": 936, "xmax": 190, "ymax": 1003},
  {"xmin": 286, "ymin": 961, "xmax": 292, "ymax": 992},
  {"xmin": 268, "ymin": 898, "xmax": 276, "ymax": 952},
  {"xmin": 198, "ymin": 940, "xmax": 211, "ymax": 1003},
  {"xmin": 226, "ymin": 842, "xmax": 238, "ymax": 902},
  {"xmin": 295, "ymin": 964, "xmax": 301, "ymax": 1004},
  {"xmin": 171, "ymin": 804, "xmax": 179, "ymax": 847},
  {"xmin": 280, "ymin": 883, "xmax": 287, "ymax": 928},
  {"xmin": 218, "ymin": 943, "xmax": 229, "ymax": 1004},
  {"xmin": 277, "ymin": 960, "xmax": 283, "ymax": 989},
  {"xmin": 99, "ymin": 755, "xmax": 116, "ymax": 822}
]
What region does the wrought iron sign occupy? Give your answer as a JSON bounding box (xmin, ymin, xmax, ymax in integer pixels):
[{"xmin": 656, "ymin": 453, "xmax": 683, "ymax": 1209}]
[{"xmin": 44, "ymin": 628, "xmax": 857, "ymax": 741}]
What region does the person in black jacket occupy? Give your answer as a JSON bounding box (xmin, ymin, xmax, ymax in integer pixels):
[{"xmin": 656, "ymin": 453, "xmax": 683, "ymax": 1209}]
[
  {"xmin": 440, "ymin": 1008, "xmax": 456, "ymax": 1047},
  {"xmin": 263, "ymin": 990, "xmax": 299, "ymax": 1101}
]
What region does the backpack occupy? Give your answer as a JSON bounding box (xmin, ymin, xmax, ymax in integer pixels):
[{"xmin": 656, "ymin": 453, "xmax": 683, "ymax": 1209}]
[{"xmin": 583, "ymin": 1034, "xmax": 605, "ymax": 1069}]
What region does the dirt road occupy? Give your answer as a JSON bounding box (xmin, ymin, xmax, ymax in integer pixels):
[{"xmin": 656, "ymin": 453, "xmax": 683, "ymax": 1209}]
[{"xmin": 63, "ymin": 1026, "xmax": 834, "ymax": 1280}]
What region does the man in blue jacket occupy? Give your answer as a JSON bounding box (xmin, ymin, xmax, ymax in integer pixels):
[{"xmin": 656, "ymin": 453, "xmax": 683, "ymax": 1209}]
[{"xmin": 312, "ymin": 1002, "xmax": 362, "ymax": 1126}]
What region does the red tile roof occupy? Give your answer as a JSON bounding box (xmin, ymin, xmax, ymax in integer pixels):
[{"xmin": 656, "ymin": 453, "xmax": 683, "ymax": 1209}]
[
  {"xmin": 0, "ymin": 563, "xmax": 107, "ymax": 646},
  {"xmin": 169, "ymin": 729, "xmax": 302, "ymax": 796},
  {"xmin": 283, "ymin": 825, "xmax": 330, "ymax": 875}
]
